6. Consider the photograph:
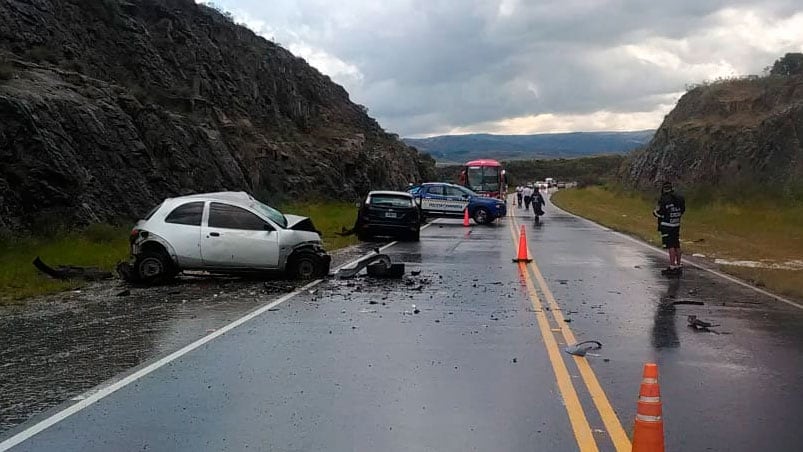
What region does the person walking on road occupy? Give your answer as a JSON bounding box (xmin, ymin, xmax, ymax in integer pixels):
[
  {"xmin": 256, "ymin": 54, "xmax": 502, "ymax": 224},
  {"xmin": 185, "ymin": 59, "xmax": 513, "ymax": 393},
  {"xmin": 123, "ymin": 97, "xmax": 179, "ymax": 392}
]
[
  {"xmin": 522, "ymin": 184, "xmax": 534, "ymax": 210},
  {"xmin": 653, "ymin": 182, "xmax": 686, "ymax": 276},
  {"xmin": 516, "ymin": 186, "xmax": 523, "ymax": 207},
  {"xmin": 532, "ymin": 189, "xmax": 545, "ymax": 216}
]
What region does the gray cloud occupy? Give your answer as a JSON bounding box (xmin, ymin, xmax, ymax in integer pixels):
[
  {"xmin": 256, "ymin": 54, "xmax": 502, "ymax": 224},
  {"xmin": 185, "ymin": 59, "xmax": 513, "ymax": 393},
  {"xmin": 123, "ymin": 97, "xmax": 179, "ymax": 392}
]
[{"xmin": 218, "ymin": 0, "xmax": 803, "ymax": 136}]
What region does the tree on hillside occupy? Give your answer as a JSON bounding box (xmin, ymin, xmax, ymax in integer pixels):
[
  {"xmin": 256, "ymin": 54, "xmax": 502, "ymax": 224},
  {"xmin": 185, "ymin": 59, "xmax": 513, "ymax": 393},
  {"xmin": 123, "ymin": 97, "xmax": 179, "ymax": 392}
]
[{"xmin": 770, "ymin": 53, "xmax": 803, "ymax": 76}]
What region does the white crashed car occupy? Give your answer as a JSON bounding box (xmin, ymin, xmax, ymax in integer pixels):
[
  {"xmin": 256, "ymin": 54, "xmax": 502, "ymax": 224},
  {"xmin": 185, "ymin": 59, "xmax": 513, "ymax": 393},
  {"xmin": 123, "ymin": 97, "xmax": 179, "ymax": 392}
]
[{"xmin": 125, "ymin": 192, "xmax": 331, "ymax": 283}]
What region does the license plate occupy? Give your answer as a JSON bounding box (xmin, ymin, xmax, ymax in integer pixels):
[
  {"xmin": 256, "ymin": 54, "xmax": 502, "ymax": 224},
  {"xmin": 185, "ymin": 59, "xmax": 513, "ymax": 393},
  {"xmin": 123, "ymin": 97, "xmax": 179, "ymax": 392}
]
[{"xmin": 385, "ymin": 212, "xmax": 397, "ymax": 218}]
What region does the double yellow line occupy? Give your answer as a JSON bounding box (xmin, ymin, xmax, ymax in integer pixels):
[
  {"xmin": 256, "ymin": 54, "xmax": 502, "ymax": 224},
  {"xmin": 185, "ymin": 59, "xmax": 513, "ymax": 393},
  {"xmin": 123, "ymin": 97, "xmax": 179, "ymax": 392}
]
[{"xmin": 507, "ymin": 213, "xmax": 631, "ymax": 452}]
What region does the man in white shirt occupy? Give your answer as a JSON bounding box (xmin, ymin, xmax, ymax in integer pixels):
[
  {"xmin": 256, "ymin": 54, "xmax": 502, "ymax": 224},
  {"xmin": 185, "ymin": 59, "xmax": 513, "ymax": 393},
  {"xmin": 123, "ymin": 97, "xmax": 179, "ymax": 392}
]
[{"xmin": 522, "ymin": 184, "xmax": 534, "ymax": 210}]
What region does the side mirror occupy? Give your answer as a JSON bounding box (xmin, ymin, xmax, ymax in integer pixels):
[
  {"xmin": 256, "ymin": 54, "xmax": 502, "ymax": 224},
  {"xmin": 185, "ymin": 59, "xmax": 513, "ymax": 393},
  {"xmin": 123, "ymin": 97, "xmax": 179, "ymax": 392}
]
[{"xmin": 263, "ymin": 223, "xmax": 274, "ymax": 232}]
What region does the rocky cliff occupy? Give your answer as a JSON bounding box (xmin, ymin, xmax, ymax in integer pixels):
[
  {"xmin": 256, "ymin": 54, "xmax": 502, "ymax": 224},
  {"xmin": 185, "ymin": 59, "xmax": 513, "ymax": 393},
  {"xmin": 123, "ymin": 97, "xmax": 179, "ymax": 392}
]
[
  {"xmin": 624, "ymin": 68, "xmax": 803, "ymax": 198},
  {"xmin": 0, "ymin": 0, "xmax": 435, "ymax": 232}
]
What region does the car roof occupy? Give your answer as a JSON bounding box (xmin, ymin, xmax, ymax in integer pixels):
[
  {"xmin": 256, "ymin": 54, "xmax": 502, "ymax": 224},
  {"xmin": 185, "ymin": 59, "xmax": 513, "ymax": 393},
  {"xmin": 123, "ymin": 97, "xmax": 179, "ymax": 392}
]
[
  {"xmin": 368, "ymin": 190, "xmax": 413, "ymax": 198},
  {"xmin": 165, "ymin": 191, "xmax": 254, "ymax": 203},
  {"xmin": 418, "ymin": 182, "xmax": 461, "ymax": 188}
]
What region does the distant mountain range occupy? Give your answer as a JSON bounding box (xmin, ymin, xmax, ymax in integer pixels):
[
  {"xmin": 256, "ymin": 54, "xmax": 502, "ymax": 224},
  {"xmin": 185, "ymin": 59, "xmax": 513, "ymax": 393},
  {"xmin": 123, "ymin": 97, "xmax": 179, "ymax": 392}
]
[{"xmin": 403, "ymin": 130, "xmax": 654, "ymax": 163}]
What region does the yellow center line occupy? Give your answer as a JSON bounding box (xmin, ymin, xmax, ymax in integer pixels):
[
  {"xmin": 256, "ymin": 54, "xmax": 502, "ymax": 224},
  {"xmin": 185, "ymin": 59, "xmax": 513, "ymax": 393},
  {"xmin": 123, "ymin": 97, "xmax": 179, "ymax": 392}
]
[
  {"xmin": 509, "ymin": 209, "xmax": 632, "ymax": 452},
  {"xmin": 507, "ymin": 223, "xmax": 600, "ymax": 452}
]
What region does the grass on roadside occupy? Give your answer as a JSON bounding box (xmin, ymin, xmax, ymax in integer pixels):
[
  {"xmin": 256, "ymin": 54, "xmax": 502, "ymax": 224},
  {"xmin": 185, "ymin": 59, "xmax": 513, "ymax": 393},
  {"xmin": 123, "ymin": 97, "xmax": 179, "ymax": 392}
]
[
  {"xmin": 0, "ymin": 224, "xmax": 130, "ymax": 304},
  {"xmin": 552, "ymin": 186, "xmax": 803, "ymax": 300},
  {"xmin": 282, "ymin": 201, "xmax": 360, "ymax": 251},
  {"xmin": 0, "ymin": 203, "xmax": 360, "ymax": 303}
]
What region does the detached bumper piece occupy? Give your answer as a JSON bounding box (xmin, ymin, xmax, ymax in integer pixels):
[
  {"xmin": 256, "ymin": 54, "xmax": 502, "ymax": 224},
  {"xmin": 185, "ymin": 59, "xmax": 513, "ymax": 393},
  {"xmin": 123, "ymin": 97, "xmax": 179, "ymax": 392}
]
[{"xmin": 336, "ymin": 252, "xmax": 405, "ymax": 279}]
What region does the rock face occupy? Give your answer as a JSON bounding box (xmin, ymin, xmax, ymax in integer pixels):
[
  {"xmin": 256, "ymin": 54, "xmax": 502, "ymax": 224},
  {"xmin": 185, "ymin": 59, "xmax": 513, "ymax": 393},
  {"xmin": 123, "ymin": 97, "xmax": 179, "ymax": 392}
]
[
  {"xmin": 0, "ymin": 0, "xmax": 435, "ymax": 232},
  {"xmin": 624, "ymin": 73, "xmax": 803, "ymax": 198}
]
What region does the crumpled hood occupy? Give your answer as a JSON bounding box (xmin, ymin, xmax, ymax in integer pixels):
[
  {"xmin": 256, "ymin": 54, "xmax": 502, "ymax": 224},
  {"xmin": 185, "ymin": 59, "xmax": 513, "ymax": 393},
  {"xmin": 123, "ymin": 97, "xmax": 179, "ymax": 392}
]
[
  {"xmin": 284, "ymin": 214, "xmax": 320, "ymax": 234},
  {"xmin": 284, "ymin": 214, "xmax": 308, "ymax": 228}
]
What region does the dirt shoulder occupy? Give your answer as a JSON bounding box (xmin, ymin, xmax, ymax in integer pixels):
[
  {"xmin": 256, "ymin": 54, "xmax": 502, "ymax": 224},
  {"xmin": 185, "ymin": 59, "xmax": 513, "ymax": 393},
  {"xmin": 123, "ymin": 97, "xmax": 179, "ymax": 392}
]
[{"xmin": 551, "ymin": 187, "xmax": 803, "ymax": 300}]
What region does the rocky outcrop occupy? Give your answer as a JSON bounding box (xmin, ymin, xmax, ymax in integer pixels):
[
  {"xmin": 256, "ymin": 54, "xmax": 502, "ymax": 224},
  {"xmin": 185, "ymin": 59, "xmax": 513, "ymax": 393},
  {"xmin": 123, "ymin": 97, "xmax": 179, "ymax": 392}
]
[
  {"xmin": 0, "ymin": 0, "xmax": 435, "ymax": 232},
  {"xmin": 624, "ymin": 71, "xmax": 803, "ymax": 197}
]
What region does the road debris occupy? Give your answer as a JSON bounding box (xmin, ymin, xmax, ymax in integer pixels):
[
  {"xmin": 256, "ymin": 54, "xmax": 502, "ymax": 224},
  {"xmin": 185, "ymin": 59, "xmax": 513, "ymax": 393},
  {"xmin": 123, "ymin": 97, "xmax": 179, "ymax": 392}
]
[
  {"xmin": 672, "ymin": 300, "xmax": 704, "ymax": 306},
  {"xmin": 116, "ymin": 289, "xmax": 131, "ymax": 297},
  {"xmin": 564, "ymin": 340, "xmax": 602, "ymax": 357},
  {"xmin": 687, "ymin": 315, "xmax": 720, "ymax": 330},
  {"xmin": 33, "ymin": 257, "xmax": 113, "ymax": 281}
]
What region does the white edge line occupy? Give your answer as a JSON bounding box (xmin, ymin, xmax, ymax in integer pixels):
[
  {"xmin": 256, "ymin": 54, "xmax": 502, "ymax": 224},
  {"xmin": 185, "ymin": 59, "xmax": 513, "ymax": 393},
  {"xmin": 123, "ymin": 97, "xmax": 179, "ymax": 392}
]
[
  {"xmin": 0, "ymin": 226, "xmax": 432, "ymax": 451},
  {"xmin": 549, "ymin": 196, "xmax": 803, "ymax": 311}
]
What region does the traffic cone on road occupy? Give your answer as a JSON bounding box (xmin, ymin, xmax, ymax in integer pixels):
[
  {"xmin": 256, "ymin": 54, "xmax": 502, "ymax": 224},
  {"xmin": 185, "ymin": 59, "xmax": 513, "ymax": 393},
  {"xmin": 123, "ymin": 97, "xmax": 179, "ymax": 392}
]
[
  {"xmin": 463, "ymin": 208, "xmax": 470, "ymax": 227},
  {"xmin": 632, "ymin": 363, "xmax": 665, "ymax": 452},
  {"xmin": 512, "ymin": 225, "xmax": 532, "ymax": 263}
]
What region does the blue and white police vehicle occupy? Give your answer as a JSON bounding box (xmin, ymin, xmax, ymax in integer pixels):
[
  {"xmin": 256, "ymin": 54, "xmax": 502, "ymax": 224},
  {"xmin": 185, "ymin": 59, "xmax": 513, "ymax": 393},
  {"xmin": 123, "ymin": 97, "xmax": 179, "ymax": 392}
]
[{"xmin": 408, "ymin": 182, "xmax": 507, "ymax": 225}]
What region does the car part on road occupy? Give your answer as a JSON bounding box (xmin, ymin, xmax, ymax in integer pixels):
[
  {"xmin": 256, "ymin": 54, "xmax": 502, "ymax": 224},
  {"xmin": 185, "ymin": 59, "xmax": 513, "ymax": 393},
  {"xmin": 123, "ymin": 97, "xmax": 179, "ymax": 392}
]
[
  {"xmin": 366, "ymin": 262, "xmax": 405, "ymax": 278},
  {"xmin": 33, "ymin": 257, "xmax": 113, "ymax": 281},
  {"xmin": 671, "ymin": 300, "xmax": 704, "ymax": 306},
  {"xmin": 687, "ymin": 315, "xmax": 720, "ymax": 329},
  {"xmin": 335, "ymin": 252, "xmax": 406, "ymax": 279},
  {"xmin": 564, "ymin": 340, "xmax": 603, "ymax": 357}
]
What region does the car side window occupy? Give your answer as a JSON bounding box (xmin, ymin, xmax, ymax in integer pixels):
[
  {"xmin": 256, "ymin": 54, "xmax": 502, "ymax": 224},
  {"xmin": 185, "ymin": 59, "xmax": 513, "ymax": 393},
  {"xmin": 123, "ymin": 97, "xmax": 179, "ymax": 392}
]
[
  {"xmin": 208, "ymin": 202, "xmax": 271, "ymax": 231},
  {"xmin": 165, "ymin": 202, "xmax": 204, "ymax": 226},
  {"xmin": 425, "ymin": 186, "xmax": 444, "ymax": 196},
  {"xmin": 445, "ymin": 186, "xmax": 466, "ymax": 197}
]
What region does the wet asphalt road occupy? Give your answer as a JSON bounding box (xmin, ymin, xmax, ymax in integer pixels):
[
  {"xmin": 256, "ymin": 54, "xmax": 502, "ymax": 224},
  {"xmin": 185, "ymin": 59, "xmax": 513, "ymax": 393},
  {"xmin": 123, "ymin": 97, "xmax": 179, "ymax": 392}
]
[{"xmin": 3, "ymin": 195, "xmax": 803, "ymax": 451}]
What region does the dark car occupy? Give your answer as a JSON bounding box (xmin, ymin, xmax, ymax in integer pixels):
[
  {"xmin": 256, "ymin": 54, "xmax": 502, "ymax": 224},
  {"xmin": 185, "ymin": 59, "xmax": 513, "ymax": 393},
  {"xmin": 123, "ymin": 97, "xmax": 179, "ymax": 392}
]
[
  {"xmin": 408, "ymin": 182, "xmax": 506, "ymax": 225},
  {"xmin": 355, "ymin": 191, "xmax": 421, "ymax": 241}
]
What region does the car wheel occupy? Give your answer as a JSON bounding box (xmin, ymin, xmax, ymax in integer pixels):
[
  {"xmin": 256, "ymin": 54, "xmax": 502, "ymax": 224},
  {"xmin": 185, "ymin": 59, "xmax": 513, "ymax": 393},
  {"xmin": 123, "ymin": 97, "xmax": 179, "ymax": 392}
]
[
  {"xmin": 135, "ymin": 250, "xmax": 174, "ymax": 284},
  {"xmin": 356, "ymin": 230, "xmax": 372, "ymax": 242},
  {"xmin": 472, "ymin": 207, "xmax": 491, "ymax": 225},
  {"xmin": 288, "ymin": 251, "xmax": 326, "ymax": 280}
]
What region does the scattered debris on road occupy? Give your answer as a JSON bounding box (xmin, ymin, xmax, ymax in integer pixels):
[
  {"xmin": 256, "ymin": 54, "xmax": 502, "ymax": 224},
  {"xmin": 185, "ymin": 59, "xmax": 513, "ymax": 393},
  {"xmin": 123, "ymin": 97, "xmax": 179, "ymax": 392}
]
[
  {"xmin": 33, "ymin": 257, "xmax": 113, "ymax": 281},
  {"xmin": 565, "ymin": 340, "xmax": 602, "ymax": 357},
  {"xmin": 672, "ymin": 300, "xmax": 705, "ymax": 306},
  {"xmin": 687, "ymin": 315, "xmax": 720, "ymax": 330}
]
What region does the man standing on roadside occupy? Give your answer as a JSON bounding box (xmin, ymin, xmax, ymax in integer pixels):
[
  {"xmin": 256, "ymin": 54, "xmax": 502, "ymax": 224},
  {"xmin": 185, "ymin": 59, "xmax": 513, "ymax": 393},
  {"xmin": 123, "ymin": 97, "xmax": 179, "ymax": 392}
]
[{"xmin": 653, "ymin": 182, "xmax": 686, "ymax": 275}]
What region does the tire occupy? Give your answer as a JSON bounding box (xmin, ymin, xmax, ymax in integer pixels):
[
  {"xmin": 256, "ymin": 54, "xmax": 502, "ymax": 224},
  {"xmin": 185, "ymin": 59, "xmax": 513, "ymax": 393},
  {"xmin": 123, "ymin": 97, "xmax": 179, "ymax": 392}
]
[
  {"xmin": 356, "ymin": 230, "xmax": 372, "ymax": 242},
  {"xmin": 135, "ymin": 250, "xmax": 175, "ymax": 284},
  {"xmin": 287, "ymin": 251, "xmax": 327, "ymax": 280},
  {"xmin": 472, "ymin": 207, "xmax": 491, "ymax": 225}
]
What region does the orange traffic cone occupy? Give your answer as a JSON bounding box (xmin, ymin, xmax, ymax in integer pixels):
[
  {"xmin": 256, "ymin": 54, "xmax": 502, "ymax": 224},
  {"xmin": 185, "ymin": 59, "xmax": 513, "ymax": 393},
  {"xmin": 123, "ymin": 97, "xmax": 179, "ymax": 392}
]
[
  {"xmin": 512, "ymin": 225, "xmax": 532, "ymax": 263},
  {"xmin": 463, "ymin": 208, "xmax": 470, "ymax": 227},
  {"xmin": 632, "ymin": 363, "xmax": 665, "ymax": 452}
]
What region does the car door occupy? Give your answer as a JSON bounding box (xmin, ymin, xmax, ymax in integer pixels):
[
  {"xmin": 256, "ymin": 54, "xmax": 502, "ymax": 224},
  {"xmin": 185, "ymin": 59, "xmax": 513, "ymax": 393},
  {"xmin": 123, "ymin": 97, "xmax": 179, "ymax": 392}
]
[
  {"xmin": 444, "ymin": 186, "xmax": 470, "ymax": 214},
  {"xmin": 161, "ymin": 201, "xmax": 204, "ymax": 267},
  {"xmin": 419, "ymin": 185, "xmax": 446, "ymax": 215},
  {"xmin": 200, "ymin": 202, "xmax": 280, "ymax": 269}
]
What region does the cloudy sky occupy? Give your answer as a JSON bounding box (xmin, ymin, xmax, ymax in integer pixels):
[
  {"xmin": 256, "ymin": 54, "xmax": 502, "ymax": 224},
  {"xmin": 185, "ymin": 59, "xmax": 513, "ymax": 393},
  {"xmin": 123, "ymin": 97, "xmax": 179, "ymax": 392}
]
[{"xmin": 206, "ymin": 0, "xmax": 803, "ymax": 137}]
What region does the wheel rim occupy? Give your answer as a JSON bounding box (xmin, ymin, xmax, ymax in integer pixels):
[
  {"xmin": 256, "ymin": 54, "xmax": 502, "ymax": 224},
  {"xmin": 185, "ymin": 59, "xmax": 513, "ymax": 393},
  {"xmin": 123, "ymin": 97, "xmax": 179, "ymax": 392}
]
[
  {"xmin": 139, "ymin": 257, "xmax": 164, "ymax": 278},
  {"xmin": 474, "ymin": 209, "xmax": 488, "ymax": 223},
  {"xmin": 296, "ymin": 259, "xmax": 316, "ymax": 278}
]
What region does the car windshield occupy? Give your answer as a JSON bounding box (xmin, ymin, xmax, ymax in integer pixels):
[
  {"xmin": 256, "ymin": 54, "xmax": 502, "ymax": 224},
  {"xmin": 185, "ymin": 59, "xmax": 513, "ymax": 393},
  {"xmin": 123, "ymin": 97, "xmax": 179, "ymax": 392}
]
[
  {"xmin": 370, "ymin": 194, "xmax": 413, "ymax": 207},
  {"xmin": 252, "ymin": 201, "xmax": 288, "ymax": 228}
]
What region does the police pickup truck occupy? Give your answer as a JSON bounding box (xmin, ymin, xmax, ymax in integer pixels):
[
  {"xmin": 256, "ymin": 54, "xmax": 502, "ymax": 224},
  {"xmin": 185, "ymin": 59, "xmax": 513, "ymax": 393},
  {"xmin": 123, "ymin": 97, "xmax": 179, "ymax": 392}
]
[{"xmin": 408, "ymin": 182, "xmax": 507, "ymax": 225}]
